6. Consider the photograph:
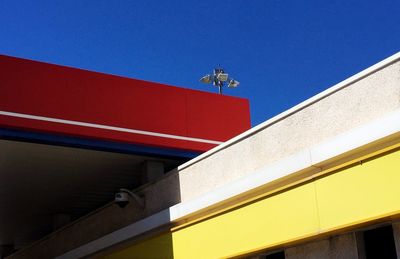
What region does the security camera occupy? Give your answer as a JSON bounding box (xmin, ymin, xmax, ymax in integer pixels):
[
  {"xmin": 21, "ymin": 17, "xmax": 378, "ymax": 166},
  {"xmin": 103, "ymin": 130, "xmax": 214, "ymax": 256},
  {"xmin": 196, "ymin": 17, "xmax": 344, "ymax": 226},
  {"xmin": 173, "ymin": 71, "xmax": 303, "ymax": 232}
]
[
  {"xmin": 115, "ymin": 191, "xmax": 130, "ymax": 208},
  {"xmin": 114, "ymin": 188, "xmax": 145, "ymax": 208}
]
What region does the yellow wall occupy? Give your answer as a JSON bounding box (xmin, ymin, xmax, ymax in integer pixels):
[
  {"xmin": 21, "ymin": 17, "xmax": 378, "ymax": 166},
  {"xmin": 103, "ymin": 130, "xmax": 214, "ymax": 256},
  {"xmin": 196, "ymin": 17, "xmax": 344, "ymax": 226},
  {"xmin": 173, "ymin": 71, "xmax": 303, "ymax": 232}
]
[
  {"xmin": 106, "ymin": 149, "xmax": 400, "ymax": 259},
  {"xmin": 103, "ymin": 234, "xmax": 174, "ymax": 259}
]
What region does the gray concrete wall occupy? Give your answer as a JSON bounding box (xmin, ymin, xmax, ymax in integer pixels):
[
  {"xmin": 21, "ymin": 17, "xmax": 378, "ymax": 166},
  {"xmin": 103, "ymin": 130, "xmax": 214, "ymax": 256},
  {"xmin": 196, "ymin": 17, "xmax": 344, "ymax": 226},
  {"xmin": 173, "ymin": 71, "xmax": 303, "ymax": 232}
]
[
  {"xmin": 7, "ymin": 171, "xmax": 182, "ymax": 259},
  {"xmin": 393, "ymin": 221, "xmax": 400, "ymax": 258},
  {"xmin": 285, "ymin": 233, "xmax": 359, "ymax": 259},
  {"xmin": 178, "ymin": 60, "xmax": 400, "ymax": 202},
  {"xmin": 9, "ymin": 56, "xmax": 400, "ymax": 258}
]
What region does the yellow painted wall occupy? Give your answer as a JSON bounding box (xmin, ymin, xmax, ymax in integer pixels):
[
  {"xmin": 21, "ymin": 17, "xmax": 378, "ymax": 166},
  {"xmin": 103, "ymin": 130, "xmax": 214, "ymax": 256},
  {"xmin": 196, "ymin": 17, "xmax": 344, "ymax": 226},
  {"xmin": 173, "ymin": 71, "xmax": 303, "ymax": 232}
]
[
  {"xmin": 103, "ymin": 234, "xmax": 174, "ymax": 259},
  {"xmin": 172, "ymin": 183, "xmax": 319, "ymax": 258},
  {"xmin": 316, "ymin": 152, "xmax": 400, "ymax": 231},
  {"xmin": 106, "ymin": 149, "xmax": 400, "ymax": 259}
]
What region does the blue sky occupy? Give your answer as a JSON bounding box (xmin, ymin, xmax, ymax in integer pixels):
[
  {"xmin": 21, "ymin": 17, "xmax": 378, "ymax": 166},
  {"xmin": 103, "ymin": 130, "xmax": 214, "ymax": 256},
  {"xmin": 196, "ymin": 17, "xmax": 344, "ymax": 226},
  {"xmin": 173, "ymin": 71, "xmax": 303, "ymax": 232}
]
[{"xmin": 1, "ymin": 0, "xmax": 399, "ymax": 126}]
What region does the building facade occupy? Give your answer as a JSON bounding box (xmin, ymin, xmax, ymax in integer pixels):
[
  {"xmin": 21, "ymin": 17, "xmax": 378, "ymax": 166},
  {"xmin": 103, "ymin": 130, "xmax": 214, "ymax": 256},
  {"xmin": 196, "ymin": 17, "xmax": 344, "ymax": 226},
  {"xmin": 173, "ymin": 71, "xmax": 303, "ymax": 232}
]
[
  {"xmin": 0, "ymin": 55, "xmax": 250, "ymax": 258},
  {"xmin": 2, "ymin": 52, "xmax": 400, "ymax": 258}
]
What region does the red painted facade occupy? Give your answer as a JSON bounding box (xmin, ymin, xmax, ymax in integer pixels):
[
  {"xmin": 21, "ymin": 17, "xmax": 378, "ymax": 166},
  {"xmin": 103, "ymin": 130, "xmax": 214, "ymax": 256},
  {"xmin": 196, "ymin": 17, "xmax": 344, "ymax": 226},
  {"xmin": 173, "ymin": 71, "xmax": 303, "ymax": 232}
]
[{"xmin": 0, "ymin": 55, "xmax": 250, "ymax": 152}]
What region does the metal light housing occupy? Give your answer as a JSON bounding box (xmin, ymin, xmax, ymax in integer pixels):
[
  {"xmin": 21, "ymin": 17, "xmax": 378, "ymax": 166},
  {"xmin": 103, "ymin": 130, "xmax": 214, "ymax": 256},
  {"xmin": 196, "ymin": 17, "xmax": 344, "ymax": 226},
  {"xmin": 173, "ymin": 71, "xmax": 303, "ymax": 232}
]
[
  {"xmin": 199, "ymin": 67, "xmax": 239, "ymax": 94},
  {"xmin": 228, "ymin": 79, "xmax": 239, "ymax": 88},
  {"xmin": 216, "ymin": 73, "xmax": 229, "ymax": 82},
  {"xmin": 200, "ymin": 74, "xmax": 212, "ymax": 84}
]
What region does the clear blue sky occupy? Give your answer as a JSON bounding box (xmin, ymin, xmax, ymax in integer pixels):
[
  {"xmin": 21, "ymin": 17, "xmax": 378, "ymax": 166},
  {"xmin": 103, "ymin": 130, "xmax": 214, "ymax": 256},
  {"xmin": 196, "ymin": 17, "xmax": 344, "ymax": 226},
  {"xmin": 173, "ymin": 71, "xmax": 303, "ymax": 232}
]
[{"xmin": 1, "ymin": 0, "xmax": 399, "ymax": 126}]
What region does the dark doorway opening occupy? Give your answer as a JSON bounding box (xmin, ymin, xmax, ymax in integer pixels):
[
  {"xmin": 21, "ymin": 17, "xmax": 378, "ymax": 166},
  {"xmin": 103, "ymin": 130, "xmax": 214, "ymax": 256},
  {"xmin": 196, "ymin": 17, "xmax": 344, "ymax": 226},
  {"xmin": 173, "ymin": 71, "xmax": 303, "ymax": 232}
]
[{"xmin": 363, "ymin": 225, "xmax": 397, "ymax": 259}]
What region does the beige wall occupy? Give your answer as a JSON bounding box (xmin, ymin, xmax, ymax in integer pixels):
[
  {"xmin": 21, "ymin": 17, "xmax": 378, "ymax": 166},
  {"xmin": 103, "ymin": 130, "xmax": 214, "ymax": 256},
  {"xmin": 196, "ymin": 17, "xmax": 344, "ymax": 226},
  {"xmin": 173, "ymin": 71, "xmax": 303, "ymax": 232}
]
[
  {"xmin": 9, "ymin": 57, "xmax": 400, "ymax": 259},
  {"xmin": 285, "ymin": 233, "xmax": 359, "ymax": 259},
  {"xmin": 178, "ymin": 60, "xmax": 400, "ymax": 202}
]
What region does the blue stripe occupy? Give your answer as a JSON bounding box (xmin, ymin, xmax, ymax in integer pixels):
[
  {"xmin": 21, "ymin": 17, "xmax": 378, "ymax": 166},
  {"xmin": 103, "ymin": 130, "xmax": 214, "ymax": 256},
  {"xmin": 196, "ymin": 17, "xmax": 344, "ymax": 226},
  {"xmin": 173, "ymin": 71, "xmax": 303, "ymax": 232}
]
[{"xmin": 0, "ymin": 128, "xmax": 201, "ymax": 159}]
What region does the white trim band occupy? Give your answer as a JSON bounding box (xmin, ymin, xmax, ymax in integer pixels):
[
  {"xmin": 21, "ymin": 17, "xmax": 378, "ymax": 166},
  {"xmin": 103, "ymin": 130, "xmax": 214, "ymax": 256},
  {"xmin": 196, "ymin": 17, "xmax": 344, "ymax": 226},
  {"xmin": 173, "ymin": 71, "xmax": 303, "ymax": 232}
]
[
  {"xmin": 0, "ymin": 110, "xmax": 223, "ymax": 145},
  {"xmin": 178, "ymin": 51, "xmax": 400, "ymax": 170},
  {"xmin": 56, "ymin": 108, "xmax": 400, "ymax": 259}
]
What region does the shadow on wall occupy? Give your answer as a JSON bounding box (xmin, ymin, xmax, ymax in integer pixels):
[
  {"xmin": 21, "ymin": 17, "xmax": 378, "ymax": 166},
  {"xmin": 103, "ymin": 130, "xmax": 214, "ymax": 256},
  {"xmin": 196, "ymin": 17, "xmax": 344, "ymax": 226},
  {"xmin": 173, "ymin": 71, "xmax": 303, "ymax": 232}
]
[
  {"xmin": 93, "ymin": 169, "xmax": 182, "ymax": 258},
  {"xmin": 57, "ymin": 168, "xmax": 182, "ymax": 259},
  {"xmin": 100, "ymin": 233, "xmax": 174, "ymax": 259},
  {"xmin": 56, "ymin": 167, "xmax": 183, "ymax": 259}
]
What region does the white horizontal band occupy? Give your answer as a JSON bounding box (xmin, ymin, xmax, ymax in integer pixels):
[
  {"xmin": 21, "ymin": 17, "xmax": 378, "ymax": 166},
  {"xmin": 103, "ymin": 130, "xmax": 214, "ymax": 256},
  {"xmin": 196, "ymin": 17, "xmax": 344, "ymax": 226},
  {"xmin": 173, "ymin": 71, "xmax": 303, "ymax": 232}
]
[
  {"xmin": 0, "ymin": 110, "xmax": 223, "ymax": 145},
  {"xmin": 56, "ymin": 108, "xmax": 400, "ymax": 259},
  {"xmin": 178, "ymin": 51, "xmax": 400, "ymax": 171}
]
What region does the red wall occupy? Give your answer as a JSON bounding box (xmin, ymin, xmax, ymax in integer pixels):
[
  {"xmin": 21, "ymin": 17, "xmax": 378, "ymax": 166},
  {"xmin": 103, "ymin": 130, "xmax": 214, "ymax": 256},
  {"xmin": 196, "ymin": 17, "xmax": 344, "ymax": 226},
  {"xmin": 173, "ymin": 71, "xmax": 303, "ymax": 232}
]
[{"xmin": 0, "ymin": 55, "xmax": 250, "ymax": 152}]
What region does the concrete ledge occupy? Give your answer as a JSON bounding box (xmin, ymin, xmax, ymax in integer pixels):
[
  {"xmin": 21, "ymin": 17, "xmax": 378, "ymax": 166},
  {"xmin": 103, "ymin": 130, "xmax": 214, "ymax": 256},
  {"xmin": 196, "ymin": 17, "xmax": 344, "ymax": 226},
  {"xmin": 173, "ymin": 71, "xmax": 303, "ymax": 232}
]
[
  {"xmin": 178, "ymin": 51, "xmax": 400, "ymax": 172},
  {"xmin": 57, "ymin": 108, "xmax": 400, "ymax": 259},
  {"xmin": 13, "ymin": 52, "xmax": 400, "ymax": 259},
  {"xmin": 178, "ymin": 52, "xmax": 400, "ymax": 202}
]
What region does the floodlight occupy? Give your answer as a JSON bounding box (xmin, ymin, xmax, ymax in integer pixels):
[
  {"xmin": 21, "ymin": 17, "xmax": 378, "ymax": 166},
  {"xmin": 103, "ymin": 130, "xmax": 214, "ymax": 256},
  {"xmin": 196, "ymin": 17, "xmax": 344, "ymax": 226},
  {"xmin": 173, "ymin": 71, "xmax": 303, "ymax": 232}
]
[
  {"xmin": 216, "ymin": 73, "xmax": 229, "ymax": 82},
  {"xmin": 228, "ymin": 79, "xmax": 239, "ymax": 88},
  {"xmin": 200, "ymin": 74, "xmax": 212, "ymax": 84},
  {"xmin": 200, "ymin": 67, "xmax": 239, "ymax": 94}
]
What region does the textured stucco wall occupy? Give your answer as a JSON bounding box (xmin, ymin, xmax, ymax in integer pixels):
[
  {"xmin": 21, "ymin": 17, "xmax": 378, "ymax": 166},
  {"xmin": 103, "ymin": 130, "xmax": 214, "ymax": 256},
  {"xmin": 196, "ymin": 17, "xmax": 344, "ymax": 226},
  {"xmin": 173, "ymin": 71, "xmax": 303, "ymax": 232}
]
[
  {"xmin": 7, "ymin": 171, "xmax": 182, "ymax": 259},
  {"xmin": 10, "ymin": 57, "xmax": 400, "ymax": 259},
  {"xmin": 285, "ymin": 233, "xmax": 359, "ymax": 259},
  {"xmin": 178, "ymin": 60, "xmax": 400, "ymax": 202}
]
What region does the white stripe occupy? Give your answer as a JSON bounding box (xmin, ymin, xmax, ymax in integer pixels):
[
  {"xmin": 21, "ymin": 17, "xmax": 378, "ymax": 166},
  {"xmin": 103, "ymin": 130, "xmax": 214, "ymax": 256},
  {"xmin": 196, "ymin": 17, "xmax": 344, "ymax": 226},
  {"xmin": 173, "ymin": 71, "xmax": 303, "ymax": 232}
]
[
  {"xmin": 171, "ymin": 109, "xmax": 400, "ymax": 221},
  {"xmin": 0, "ymin": 110, "xmax": 223, "ymax": 145},
  {"xmin": 178, "ymin": 51, "xmax": 400, "ymax": 170},
  {"xmin": 56, "ymin": 108, "xmax": 400, "ymax": 259}
]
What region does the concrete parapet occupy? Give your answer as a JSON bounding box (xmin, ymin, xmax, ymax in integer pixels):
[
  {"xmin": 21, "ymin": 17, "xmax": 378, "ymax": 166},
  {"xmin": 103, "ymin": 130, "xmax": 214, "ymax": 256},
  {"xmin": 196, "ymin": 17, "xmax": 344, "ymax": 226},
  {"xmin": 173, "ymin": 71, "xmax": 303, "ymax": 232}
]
[
  {"xmin": 285, "ymin": 233, "xmax": 358, "ymax": 259},
  {"xmin": 10, "ymin": 54, "xmax": 400, "ymax": 258},
  {"xmin": 178, "ymin": 59, "xmax": 400, "ymax": 202}
]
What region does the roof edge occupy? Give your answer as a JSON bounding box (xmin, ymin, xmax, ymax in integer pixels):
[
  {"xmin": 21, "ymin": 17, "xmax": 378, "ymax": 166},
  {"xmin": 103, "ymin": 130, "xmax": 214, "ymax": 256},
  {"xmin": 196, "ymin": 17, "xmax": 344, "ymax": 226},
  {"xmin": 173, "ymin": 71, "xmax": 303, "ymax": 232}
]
[
  {"xmin": 178, "ymin": 51, "xmax": 400, "ymax": 171},
  {"xmin": 56, "ymin": 108, "xmax": 400, "ymax": 259}
]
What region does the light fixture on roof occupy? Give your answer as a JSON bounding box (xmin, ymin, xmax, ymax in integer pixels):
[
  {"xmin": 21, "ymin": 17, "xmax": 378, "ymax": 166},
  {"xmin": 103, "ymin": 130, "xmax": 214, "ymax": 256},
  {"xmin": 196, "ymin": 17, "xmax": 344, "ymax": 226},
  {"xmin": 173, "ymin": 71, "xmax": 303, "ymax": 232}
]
[
  {"xmin": 200, "ymin": 74, "xmax": 212, "ymax": 84},
  {"xmin": 200, "ymin": 67, "xmax": 239, "ymax": 94},
  {"xmin": 228, "ymin": 79, "xmax": 239, "ymax": 88},
  {"xmin": 216, "ymin": 73, "xmax": 229, "ymax": 82}
]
